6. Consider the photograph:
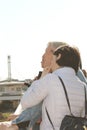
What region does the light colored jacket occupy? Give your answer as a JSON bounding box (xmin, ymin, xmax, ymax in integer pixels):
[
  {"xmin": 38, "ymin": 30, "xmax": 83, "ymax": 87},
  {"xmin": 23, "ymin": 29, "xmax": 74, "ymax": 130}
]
[
  {"xmin": 21, "ymin": 67, "xmax": 86, "ymax": 130},
  {"xmin": 12, "ymin": 68, "xmax": 87, "ymax": 130}
]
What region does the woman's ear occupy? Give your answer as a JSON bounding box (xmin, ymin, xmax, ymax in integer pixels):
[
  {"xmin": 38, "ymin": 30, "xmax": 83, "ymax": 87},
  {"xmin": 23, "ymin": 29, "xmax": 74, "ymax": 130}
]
[{"xmin": 56, "ymin": 53, "xmax": 61, "ymax": 61}]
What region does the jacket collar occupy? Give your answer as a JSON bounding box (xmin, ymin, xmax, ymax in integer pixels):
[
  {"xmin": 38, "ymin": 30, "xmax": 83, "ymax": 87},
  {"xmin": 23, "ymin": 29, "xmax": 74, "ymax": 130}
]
[{"xmin": 53, "ymin": 67, "xmax": 76, "ymax": 77}]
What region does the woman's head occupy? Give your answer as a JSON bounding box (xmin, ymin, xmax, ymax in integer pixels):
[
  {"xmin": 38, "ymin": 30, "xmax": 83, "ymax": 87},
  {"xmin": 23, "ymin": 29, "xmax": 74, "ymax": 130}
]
[{"xmin": 53, "ymin": 45, "xmax": 81, "ymax": 73}]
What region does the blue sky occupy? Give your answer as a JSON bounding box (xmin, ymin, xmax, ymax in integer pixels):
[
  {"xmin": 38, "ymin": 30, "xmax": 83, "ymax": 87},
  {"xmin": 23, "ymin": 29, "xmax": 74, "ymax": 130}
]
[{"xmin": 0, "ymin": 0, "xmax": 87, "ymax": 80}]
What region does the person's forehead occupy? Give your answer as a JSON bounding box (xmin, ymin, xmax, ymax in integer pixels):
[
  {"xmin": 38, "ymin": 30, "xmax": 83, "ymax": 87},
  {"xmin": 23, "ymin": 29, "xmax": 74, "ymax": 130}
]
[{"xmin": 46, "ymin": 44, "xmax": 54, "ymax": 51}]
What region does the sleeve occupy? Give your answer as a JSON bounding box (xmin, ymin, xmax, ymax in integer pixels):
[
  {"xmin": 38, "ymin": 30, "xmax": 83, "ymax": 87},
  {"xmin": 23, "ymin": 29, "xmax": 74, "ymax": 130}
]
[
  {"xmin": 14, "ymin": 103, "xmax": 23, "ymax": 115},
  {"xmin": 12, "ymin": 102, "xmax": 42, "ymax": 125},
  {"xmin": 20, "ymin": 77, "xmax": 49, "ymax": 110}
]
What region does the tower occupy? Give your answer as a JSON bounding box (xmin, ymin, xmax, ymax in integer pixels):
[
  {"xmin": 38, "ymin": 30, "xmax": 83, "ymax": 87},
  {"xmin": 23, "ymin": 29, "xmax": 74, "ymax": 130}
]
[{"xmin": 7, "ymin": 55, "xmax": 11, "ymax": 81}]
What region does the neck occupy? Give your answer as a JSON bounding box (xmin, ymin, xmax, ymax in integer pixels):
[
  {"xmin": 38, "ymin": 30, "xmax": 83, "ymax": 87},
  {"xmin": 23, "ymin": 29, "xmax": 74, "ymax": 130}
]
[{"xmin": 52, "ymin": 65, "xmax": 61, "ymax": 72}]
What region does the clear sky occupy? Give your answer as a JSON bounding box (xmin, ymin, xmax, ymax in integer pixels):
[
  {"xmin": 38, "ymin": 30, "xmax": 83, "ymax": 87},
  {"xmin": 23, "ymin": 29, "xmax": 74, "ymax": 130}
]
[{"xmin": 0, "ymin": 0, "xmax": 87, "ymax": 80}]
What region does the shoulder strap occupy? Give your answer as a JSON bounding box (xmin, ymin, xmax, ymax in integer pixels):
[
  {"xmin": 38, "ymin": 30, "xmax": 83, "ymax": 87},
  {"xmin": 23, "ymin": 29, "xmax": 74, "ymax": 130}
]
[
  {"xmin": 58, "ymin": 76, "xmax": 87, "ymax": 117},
  {"xmin": 58, "ymin": 76, "xmax": 73, "ymax": 115},
  {"xmin": 45, "ymin": 107, "xmax": 55, "ymax": 130},
  {"xmin": 45, "ymin": 76, "xmax": 87, "ymax": 129},
  {"xmin": 45, "ymin": 76, "xmax": 72, "ymax": 129},
  {"xmin": 84, "ymin": 86, "xmax": 87, "ymax": 116}
]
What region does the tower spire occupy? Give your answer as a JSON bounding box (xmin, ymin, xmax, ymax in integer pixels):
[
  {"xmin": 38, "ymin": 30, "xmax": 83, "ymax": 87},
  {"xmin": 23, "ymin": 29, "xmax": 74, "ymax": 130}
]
[{"xmin": 7, "ymin": 55, "xmax": 11, "ymax": 81}]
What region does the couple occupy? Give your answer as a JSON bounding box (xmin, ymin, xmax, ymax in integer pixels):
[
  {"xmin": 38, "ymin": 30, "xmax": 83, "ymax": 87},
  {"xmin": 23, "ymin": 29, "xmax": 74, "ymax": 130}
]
[{"xmin": 0, "ymin": 42, "xmax": 87, "ymax": 130}]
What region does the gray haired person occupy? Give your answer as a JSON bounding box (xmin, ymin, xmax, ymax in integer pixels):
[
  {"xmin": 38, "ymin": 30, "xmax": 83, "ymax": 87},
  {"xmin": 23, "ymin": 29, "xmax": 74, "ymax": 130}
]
[{"xmin": 0, "ymin": 42, "xmax": 87, "ymax": 130}]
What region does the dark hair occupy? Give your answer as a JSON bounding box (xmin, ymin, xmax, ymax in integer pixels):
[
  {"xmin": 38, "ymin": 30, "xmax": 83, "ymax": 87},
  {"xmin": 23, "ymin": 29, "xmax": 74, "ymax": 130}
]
[{"xmin": 53, "ymin": 45, "xmax": 81, "ymax": 73}]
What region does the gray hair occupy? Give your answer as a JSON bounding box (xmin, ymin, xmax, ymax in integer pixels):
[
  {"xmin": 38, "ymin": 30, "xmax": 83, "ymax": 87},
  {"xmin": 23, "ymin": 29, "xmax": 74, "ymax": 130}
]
[{"xmin": 48, "ymin": 41, "xmax": 68, "ymax": 50}]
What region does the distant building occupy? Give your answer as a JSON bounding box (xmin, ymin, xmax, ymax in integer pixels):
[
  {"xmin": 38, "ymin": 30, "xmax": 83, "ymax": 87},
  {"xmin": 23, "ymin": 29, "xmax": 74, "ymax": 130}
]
[
  {"xmin": 0, "ymin": 55, "xmax": 28, "ymax": 101},
  {"xmin": 0, "ymin": 79, "xmax": 25, "ymax": 101}
]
